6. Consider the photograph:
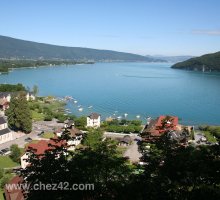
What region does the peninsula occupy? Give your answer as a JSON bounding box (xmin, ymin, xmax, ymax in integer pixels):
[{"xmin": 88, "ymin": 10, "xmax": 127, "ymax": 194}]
[{"xmin": 171, "ymin": 51, "xmax": 220, "ymax": 72}]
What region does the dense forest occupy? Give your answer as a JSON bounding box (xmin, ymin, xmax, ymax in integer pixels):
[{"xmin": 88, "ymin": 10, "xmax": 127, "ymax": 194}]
[
  {"xmin": 171, "ymin": 51, "xmax": 220, "ymax": 71},
  {"xmin": 0, "ymin": 35, "xmax": 164, "ymax": 62}
]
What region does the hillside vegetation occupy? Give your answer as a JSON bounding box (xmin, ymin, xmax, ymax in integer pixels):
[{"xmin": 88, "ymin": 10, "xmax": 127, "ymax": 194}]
[
  {"xmin": 0, "ymin": 35, "xmax": 164, "ymax": 62},
  {"xmin": 171, "ymin": 51, "xmax": 220, "ymax": 71}
]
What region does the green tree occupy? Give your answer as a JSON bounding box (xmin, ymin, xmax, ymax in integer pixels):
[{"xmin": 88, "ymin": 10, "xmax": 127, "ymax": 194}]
[
  {"xmin": 0, "ymin": 175, "xmax": 10, "ymax": 189},
  {"xmin": 9, "ymin": 144, "xmax": 21, "ymax": 163},
  {"xmin": 6, "ymin": 93, "xmax": 32, "ymax": 133},
  {"xmin": 82, "ymin": 129, "xmax": 103, "ymax": 149},
  {"xmin": 74, "ymin": 116, "xmax": 87, "ymax": 129},
  {"xmin": 0, "ymin": 168, "xmax": 3, "ymax": 179},
  {"xmin": 139, "ymin": 134, "xmax": 220, "ymax": 200},
  {"xmin": 21, "ymin": 129, "xmax": 134, "ymax": 200}
]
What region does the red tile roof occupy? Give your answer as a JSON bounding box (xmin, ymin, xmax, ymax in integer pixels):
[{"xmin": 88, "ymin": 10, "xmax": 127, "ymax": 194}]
[
  {"xmin": 4, "ymin": 176, "xmax": 25, "ymax": 200},
  {"xmin": 142, "ymin": 115, "xmax": 179, "ymax": 138},
  {"xmin": 155, "ymin": 115, "xmax": 178, "ymax": 127},
  {"xmin": 27, "ymin": 139, "xmax": 66, "ymax": 155}
]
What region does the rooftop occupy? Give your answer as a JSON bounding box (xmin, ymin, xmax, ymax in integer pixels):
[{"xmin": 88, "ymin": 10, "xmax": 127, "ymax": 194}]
[
  {"xmin": 26, "ymin": 139, "xmax": 66, "ymax": 155},
  {"xmin": 4, "ymin": 176, "xmax": 24, "ymax": 200},
  {"xmin": 0, "ymin": 116, "xmax": 7, "ymax": 125},
  {"xmin": 88, "ymin": 113, "xmax": 100, "ymax": 119},
  {"xmin": 0, "ymin": 128, "xmax": 11, "ymax": 136}
]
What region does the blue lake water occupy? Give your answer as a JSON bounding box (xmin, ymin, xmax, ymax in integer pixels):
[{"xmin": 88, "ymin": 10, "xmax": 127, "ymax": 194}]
[{"xmin": 0, "ymin": 62, "xmax": 220, "ymax": 125}]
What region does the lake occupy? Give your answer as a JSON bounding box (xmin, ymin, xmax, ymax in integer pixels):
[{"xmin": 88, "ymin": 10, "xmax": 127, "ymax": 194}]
[{"xmin": 0, "ymin": 62, "xmax": 220, "ymax": 125}]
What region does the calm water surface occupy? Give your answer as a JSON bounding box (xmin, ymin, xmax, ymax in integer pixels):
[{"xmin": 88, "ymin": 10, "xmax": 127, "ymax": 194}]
[{"xmin": 0, "ymin": 62, "xmax": 220, "ymax": 125}]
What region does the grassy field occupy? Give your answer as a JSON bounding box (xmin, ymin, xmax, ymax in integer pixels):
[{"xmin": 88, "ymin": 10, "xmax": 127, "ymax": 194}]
[
  {"xmin": 42, "ymin": 132, "xmax": 55, "ymax": 139},
  {"xmin": 117, "ymin": 146, "xmax": 128, "ymax": 156},
  {"xmin": 0, "ymin": 156, "xmax": 19, "ymax": 168},
  {"xmin": 30, "ymin": 98, "xmax": 66, "ymax": 121},
  {"xmin": 32, "ymin": 110, "xmax": 45, "ymax": 121},
  {"xmin": 0, "ymin": 189, "xmax": 4, "ymax": 200},
  {"xmin": 203, "ymin": 131, "xmax": 217, "ymax": 142}
]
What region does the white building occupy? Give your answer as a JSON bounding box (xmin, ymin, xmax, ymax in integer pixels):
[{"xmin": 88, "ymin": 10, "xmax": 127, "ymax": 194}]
[
  {"xmin": 87, "ymin": 113, "xmax": 101, "ymax": 128},
  {"xmin": 55, "ymin": 120, "xmax": 83, "ymax": 151},
  {"xmin": 0, "ymin": 92, "xmax": 35, "ymax": 103},
  {"xmin": 0, "ymin": 117, "xmax": 13, "ymax": 144}
]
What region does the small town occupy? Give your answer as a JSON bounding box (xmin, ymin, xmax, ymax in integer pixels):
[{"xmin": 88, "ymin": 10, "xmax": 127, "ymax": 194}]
[
  {"xmin": 1, "ymin": 1, "xmax": 220, "ymax": 199},
  {"xmin": 0, "ymin": 85, "xmax": 219, "ymax": 200}
]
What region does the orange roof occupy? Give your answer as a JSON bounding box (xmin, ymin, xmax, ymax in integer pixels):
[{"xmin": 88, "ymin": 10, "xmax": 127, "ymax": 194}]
[
  {"xmin": 27, "ymin": 139, "xmax": 66, "ymax": 155},
  {"xmin": 4, "ymin": 176, "xmax": 24, "ymax": 200},
  {"xmin": 155, "ymin": 116, "xmax": 178, "ymax": 127}
]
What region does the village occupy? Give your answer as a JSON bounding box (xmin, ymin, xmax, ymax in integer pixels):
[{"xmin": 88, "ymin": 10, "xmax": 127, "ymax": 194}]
[{"xmin": 0, "ymin": 89, "xmax": 219, "ymax": 200}]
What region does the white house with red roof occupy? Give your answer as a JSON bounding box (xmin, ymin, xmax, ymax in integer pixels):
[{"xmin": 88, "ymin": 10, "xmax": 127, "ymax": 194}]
[{"xmin": 21, "ymin": 139, "xmax": 66, "ymax": 169}]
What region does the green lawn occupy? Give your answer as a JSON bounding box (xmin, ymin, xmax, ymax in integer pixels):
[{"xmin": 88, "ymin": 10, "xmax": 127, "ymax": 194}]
[
  {"xmin": 0, "ymin": 189, "xmax": 4, "ymax": 200},
  {"xmin": 42, "ymin": 132, "xmax": 55, "ymax": 139},
  {"xmin": 203, "ymin": 131, "xmax": 217, "ymax": 142},
  {"xmin": 117, "ymin": 146, "xmax": 128, "ymax": 156},
  {"xmin": 0, "ymin": 156, "xmax": 19, "ymax": 169},
  {"xmin": 32, "ymin": 110, "xmax": 45, "ymax": 121}
]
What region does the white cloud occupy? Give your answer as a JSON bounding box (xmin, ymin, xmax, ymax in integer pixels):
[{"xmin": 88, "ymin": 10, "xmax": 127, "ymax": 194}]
[{"xmin": 192, "ymin": 29, "xmax": 220, "ymax": 35}]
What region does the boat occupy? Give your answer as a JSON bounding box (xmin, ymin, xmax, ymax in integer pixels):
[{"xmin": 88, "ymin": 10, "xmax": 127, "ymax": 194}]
[
  {"xmin": 117, "ymin": 116, "xmax": 122, "ymax": 119},
  {"xmin": 124, "ymin": 113, "xmax": 128, "ymax": 117},
  {"xmin": 88, "ymin": 106, "xmax": 93, "ymax": 109},
  {"xmin": 73, "ymin": 100, "xmax": 78, "ymax": 104},
  {"xmin": 65, "ymin": 96, "xmax": 73, "ymax": 100},
  {"xmin": 136, "ymin": 115, "xmax": 140, "ymax": 119},
  {"xmin": 77, "ymin": 105, "xmax": 81, "ymax": 108},
  {"xmin": 78, "ymin": 108, "xmax": 83, "ymax": 112}
]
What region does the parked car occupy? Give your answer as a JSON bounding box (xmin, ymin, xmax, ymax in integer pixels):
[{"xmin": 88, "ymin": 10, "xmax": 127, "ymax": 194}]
[
  {"xmin": 1, "ymin": 148, "xmax": 10, "ymax": 155},
  {"xmin": 25, "ymin": 137, "xmax": 32, "ymax": 142},
  {"xmin": 37, "ymin": 131, "xmax": 44, "ymax": 136}
]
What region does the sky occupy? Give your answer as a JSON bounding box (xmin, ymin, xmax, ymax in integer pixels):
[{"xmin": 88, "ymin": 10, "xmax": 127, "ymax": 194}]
[{"xmin": 1, "ymin": 0, "xmax": 220, "ymax": 56}]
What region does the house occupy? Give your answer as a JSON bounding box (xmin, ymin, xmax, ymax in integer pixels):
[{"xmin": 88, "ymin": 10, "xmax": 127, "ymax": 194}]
[
  {"xmin": 67, "ymin": 127, "xmax": 83, "ymax": 150},
  {"xmin": 55, "ymin": 120, "xmax": 83, "ymax": 151},
  {"xmin": 4, "ymin": 176, "xmax": 25, "ymax": 200},
  {"xmin": 25, "ymin": 92, "xmax": 36, "ymax": 101},
  {"xmin": 142, "ymin": 115, "xmax": 179, "ymax": 142},
  {"xmin": 87, "ymin": 113, "xmax": 101, "ymax": 128},
  {"xmin": 21, "ymin": 139, "xmax": 66, "ymax": 169},
  {"xmin": 0, "ymin": 92, "xmax": 35, "ymax": 111},
  {"xmin": 118, "ymin": 135, "xmax": 132, "ymax": 146},
  {"xmin": 0, "ymin": 117, "xmax": 13, "ymax": 144},
  {"xmin": 0, "ymin": 99, "xmax": 9, "ymax": 110},
  {"xmin": 64, "ymin": 119, "xmax": 74, "ymax": 129}
]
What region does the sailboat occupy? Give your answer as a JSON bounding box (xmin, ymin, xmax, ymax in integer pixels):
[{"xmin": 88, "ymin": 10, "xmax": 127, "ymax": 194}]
[{"xmin": 202, "ymin": 65, "xmax": 205, "ymax": 72}]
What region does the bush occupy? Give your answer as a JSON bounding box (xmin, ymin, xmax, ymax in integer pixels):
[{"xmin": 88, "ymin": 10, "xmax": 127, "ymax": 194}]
[
  {"xmin": 0, "ymin": 169, "xmax": 3, "ymax": 179},
  {"xmin": 130, "ymin": 120, "xmax": 142, "ymax": 126},
  {"xmin": 0, "ymin": 175, "xmax": 10, "ymax": 189},
  {"xmin": 9, "ymin": 144, "xmax": 21, "ymax": 163},
  {"xmin": 44, "ymin": 115, "xmax": 53, "ymax": 121}
]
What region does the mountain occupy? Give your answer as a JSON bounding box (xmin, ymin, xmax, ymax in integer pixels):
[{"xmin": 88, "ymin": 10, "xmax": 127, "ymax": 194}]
[
  {"xmin": 0, "ymin": 35, "xmax": 165, "ymax": 62},
  {"xmin": 171, "ymin": 51, "xmax": 220, "ymax": 72},
  {"xmin": 146, "ymin": 55, "xmax": 194, "ymax": 63}
]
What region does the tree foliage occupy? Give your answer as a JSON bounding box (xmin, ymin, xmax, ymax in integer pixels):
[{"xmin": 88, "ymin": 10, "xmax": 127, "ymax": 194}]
[
  {"xmin": 9, "ymin": 144, "xmax": 21, "ymax": 163},
  {"xmin": 172, "ymin": 51, "xmax": 220, "ymax": 71},
  {"xmin": 139, "ymin": 134, "xmax": 220, "ymax": 199},
  {"xmin": 6, "ymin": 93, "xmax": 32, "ymax": 133},
  {"xmin": 21, "ymin": 129, "xmax": 133, "ymax": 200},
  {"xmin": 0, "ymin": 83, "xmax": 26, "ymax": 92}
]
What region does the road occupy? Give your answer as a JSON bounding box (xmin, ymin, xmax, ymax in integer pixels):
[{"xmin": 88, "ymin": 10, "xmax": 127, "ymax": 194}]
[
  {"xmin": 123, "ymin": 141, "xmax": 142, "ymax": 163},
  {"xmin": 0, "ymin": 131, "xmax": 39, "ymax": 150},
  {"xmin": 104, "ymin": 132, "xmax": 142, "ymax": 163},
  {"xmin": 0, "ymin": 119, "xmax": 64, "ymax": 150}
]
